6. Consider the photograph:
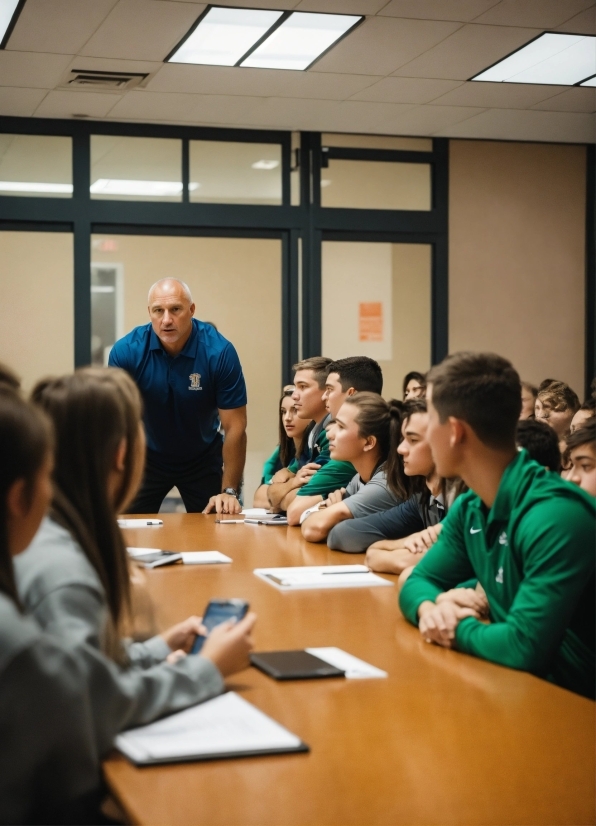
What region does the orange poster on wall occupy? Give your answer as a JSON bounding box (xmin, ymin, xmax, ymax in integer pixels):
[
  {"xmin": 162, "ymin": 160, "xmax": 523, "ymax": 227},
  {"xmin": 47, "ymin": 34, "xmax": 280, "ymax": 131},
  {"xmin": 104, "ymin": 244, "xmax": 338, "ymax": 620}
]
[{"xmin": 359, "ymin": 302, "xmax": 383, "ymax": 342}]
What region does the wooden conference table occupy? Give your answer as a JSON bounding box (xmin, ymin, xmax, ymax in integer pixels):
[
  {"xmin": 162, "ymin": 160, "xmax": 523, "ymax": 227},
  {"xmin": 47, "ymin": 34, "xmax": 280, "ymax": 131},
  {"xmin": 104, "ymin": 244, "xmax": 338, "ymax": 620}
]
[{"xmin": 103, "ymin": 514, "xmax": 595, "ymax": 826}]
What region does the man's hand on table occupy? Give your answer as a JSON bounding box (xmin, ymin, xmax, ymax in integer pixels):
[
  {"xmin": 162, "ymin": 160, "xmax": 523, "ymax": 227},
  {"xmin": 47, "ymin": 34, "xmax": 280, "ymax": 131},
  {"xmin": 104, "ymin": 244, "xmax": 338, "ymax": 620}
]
[
  {"xmin": 203, "ymin": 493, "xmax": 242, "ymax": 514},
  {"xmin": 417, "ymin": 599, "xmax": 480, "ymax": 649}
]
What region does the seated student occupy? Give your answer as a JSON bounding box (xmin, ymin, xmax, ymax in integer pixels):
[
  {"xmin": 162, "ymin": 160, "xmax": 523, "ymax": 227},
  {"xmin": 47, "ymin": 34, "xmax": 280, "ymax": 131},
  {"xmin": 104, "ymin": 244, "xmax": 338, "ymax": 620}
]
[
  {"xmin": 516, "ymin": 418, "xmax": 561, "ymax": 473},
  {"xmin": 16, "ymin": 368, "xmax": 256, "ymax": 757},
  {"xmin": 535, "ymin": 380, "xmax": 581, "ymax": 469},
  {"xmin": 328, "ymin": 400, "xmax": 446, "ymax": 561},
  {"xmin": 301, "ymin": 394, "xmax": 402, "ymax": 543},
  {"xmin": 322, "ymin": 356, "xmax": 383, "ymax": 419},
  {"xmin": 399, "ymin": 352, "xmax": 595, "ymax": 699},
  {"xmin": 520, "ymin": 381, "xmax": 537, "ymax": 420},
  {"xmin": 570, "ymin": 398, "xmax": 596, "ymax": 433},
  {"xmin": 403, "ymin": 371, "xmax": 426, "ymax": 400},
  {"xmin": 284, "ymin": 358, "xmax": 384, "ymax": 526},
  {"xmin": 268, "ymin": 358, "xmax": 354, "ymax": 518},
  {"xmin": 253, "ymin": 387, "xmax": 310, "ymax": 508},
  {"xmin": 567, "ymin": 418, "xmax": 596, "ymax": 496},
  {"xmin": 0, "ymin": 389, "xmax": 100, "ymax": 825}
]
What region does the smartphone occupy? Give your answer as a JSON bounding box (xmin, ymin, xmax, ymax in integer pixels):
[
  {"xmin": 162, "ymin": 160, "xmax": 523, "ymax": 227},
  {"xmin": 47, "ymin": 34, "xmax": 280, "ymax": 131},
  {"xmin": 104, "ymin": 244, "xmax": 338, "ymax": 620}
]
[{"xmin": 191, "ymin": 598, "xmax": 249, "ymax": 655}]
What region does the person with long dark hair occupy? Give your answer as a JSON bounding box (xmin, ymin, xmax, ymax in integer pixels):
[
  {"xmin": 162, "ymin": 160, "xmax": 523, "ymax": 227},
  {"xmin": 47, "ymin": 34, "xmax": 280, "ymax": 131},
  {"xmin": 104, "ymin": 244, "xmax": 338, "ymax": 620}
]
[
  {"xmin": 253, "ymin": 386, "xmax": 311, "ymax": 509},
  {"xmin": 16, "ymin": 367, "xmax": 256, "ymax": 757},
  {"xmin": 0, "ymin": 389, "xmax": 100, "ymax": 824}
]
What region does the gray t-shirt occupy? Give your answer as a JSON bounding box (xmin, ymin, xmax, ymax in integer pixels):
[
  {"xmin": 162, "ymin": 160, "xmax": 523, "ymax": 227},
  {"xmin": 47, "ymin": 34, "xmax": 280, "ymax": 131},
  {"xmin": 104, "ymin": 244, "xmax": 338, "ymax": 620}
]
[{"xmin": 342, "ymin": 467, "xmax": 400, "ymax": 519}]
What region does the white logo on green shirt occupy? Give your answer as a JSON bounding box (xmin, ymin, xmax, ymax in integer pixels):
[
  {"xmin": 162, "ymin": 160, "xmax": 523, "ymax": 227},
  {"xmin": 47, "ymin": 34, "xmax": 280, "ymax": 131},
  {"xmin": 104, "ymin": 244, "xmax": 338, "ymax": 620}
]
[
  {"xmin": 496, "ymin": 566, "xmax": 504, "ymax": 584},
  {"xmin": 498, "ymin": 531, "xmax": 508, "ymax": 546}
]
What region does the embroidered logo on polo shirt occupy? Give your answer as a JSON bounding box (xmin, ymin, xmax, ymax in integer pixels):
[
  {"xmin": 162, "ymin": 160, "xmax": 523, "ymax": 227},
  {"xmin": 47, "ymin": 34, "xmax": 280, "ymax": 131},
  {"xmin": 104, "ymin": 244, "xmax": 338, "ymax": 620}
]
[
  {"xmin": 496, "ymin": 566, "xmax": 504, "ymax": 584},
  {"xmin": 188, "ymin": 373, "xmax": 202, "ymax": 391},
  {"xmin": 498, "ymin": 531, "xmax": 508, "ymax": 546}
]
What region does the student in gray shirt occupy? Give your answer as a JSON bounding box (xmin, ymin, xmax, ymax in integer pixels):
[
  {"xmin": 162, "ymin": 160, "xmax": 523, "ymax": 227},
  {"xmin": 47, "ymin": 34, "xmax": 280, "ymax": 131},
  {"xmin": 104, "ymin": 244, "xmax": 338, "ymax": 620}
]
[
  {"xmin": 301, "ymin": 394, "xmax": 404, "ymax": 543},
  {"xmin": 16, "ymin": 368, "xmax": 256, "ymax": 758},
  {"xmin": 0, "ymin": 385, "xmax": 100, "ymax": 824}
]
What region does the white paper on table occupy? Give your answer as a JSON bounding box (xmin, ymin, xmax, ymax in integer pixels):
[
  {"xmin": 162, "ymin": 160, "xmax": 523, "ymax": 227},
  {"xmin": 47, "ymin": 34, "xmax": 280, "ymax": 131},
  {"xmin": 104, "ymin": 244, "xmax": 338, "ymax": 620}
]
[
  {"xmin": 241, "ymin": 508, "xmax": 270, "ymax": 518},
  {"xmin": 306, "ymin": 647, "xmax": 388, "ymax": 679},
  {"xmin": 254, "ymin": 565, "xmax": 393, "ymax": 590},
  {"xmin": 181, "ymin": 551, "xmax": 232, "ymax": 565},
  {"xmin": 115, "ymin": 692, "xmax": 305, "ymax": 765}
]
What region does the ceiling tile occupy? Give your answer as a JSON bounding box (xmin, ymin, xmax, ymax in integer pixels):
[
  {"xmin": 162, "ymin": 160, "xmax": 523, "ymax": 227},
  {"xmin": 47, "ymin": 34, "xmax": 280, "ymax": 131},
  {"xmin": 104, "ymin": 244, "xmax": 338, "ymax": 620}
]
[
  {"xmin": 6, "ymin": 0, "xmax": 118, "ymax": 54},
  {"xmin": 384, "ymin": 103, "xmax": 485, "ymax": 133},
  {"xmin": 235, "ymin": 96, "xmax": 337, "ymax": 129},
  {"xmin": 0, "ymin": 51, "xmax": 73, "ymax": 89},
  {"xmin": 378, "ymin": 0, "xmax": 500, "ymax": 22},
  {"xmin": 556, "ymin": 6, "xmax": 596, "ymax": 35},
  {"xmin": 430, "ymin": 81, "xmax": 568, "ymax": 108},
  {"xmin": 531, "ymin": 87, "xmax": 596, "ymax": 113},
  {"xmin": 473, "ymin": 0, "xmax": 594, "ymax": 29},
  {"xmin": 393, "ymin": 23, "xmax": 540, "ymax": 79},
  {"xmin": 295, "ymin": 0, "xmax": 388, "ymax": 12},
  {"xmin": 435, "ymin": 108, "xmax": 596, "ymax": 142},
  {"xmin": 317, "ymin": 99, "xmax": 416, "ymax": 132},
  {"xmin": 80, "ymin": 0, "xmax": 205, "ymax": 61},
  {"xmin": 33, "ymin": 90, "xmax": 122, "ymax": 118},
  {"xmin": 349, "ymin": 76, "xmax": 463, "ymax": 102},
  {"xmin": 310, "ymin": 15, "xmax": 462, "ymax": 75},
  {"xmin": 108, "ymin": 90, "xmax": 262, "ymax": 124},
  {"xmin": 0, "ymin": 87, "xmax": 48, "ymax": 117},
  {"xmin": 146, "ymin": 63, "xmax": 382, "ymax": 100}
]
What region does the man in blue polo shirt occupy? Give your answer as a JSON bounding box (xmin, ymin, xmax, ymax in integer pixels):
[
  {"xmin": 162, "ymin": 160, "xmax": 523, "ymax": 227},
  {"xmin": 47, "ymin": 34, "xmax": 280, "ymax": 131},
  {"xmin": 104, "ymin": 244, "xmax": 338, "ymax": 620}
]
[{"xmin": 109, "ymin": 278, "xmax": 247, "ymax": 514}]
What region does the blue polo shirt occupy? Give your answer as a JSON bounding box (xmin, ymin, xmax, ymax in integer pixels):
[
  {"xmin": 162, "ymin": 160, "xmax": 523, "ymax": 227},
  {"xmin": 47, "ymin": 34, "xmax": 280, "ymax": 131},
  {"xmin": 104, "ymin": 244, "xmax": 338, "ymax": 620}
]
[{"xmin": 109, "ymin": 319, "xmax": 247, "ymax": 466}]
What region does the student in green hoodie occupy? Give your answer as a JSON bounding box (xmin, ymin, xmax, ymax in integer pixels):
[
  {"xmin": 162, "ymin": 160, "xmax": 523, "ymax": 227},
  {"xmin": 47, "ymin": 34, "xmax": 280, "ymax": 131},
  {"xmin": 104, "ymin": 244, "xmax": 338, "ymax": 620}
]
[{"xmin": 399, "ymin": 352, "xmax": 595, "ymax": 699}]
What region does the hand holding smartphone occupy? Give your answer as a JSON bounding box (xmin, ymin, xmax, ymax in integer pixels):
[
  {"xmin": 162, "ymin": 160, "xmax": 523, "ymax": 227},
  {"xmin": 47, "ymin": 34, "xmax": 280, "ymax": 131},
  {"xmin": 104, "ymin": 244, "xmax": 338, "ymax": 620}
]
[{"xmin": 191, "ymin": 598, "xmax": 250, "ymax": 655}]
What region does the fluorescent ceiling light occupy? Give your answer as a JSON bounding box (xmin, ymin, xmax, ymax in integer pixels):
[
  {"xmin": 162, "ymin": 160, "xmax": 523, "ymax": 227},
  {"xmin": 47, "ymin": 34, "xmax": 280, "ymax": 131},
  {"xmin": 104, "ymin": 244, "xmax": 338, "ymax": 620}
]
[
  {"xmin": 168, "ymin": 6, "xmax": 283, "ymax": 66},
  {"xmin": 0, "ymin": 0, "xmax": 21, "ymax": 48},
  {"xmin": 472, "ymin": 33, "xmax": 596, "ymax": 86},
  {"xmin": 90, "ymin": 179, "xmax": 183, "ymax": 196},
  {"xmin": 0, "ymin": 181, "xmax": 73, "ymax": 194},
  {"xmin": 580, "ymin": 74, "xmax": 596, "ymax": 87},
  {"xmin": 241, "ymin": 12, "xmax": 362, "ymax": 71},
  {"xmin": 251, "ymin": 159, "xmax": 279, "ymax": 170}
]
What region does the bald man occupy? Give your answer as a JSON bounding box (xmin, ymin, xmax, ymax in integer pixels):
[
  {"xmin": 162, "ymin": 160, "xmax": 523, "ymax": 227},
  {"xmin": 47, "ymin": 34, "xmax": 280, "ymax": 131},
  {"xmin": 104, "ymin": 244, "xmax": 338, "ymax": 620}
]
[{"xmin": 108, "ymin": 278, "xmax": 247, "ymax": 515}]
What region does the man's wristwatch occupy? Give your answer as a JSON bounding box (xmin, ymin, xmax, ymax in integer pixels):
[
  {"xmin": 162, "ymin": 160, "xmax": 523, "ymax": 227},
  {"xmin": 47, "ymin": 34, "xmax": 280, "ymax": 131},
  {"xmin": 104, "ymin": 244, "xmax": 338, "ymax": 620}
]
[{"xmin": 222, "ymin": 487, "xmax": 238, "ymax": 498}]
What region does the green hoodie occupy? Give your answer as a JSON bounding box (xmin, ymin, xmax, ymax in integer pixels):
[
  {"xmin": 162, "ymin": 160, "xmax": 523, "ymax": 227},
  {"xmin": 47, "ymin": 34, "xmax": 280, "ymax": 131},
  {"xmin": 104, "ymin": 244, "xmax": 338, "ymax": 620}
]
[{"xmin": 399, "ymin": 450, "xmax": 595, "ymax": 698}]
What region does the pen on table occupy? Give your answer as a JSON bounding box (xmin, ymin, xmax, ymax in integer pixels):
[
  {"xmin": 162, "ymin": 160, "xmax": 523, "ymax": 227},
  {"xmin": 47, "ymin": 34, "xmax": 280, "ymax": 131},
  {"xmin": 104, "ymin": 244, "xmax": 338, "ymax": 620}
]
[
  {"xmin": 215, "ymin": 518, "xmax": 245, "ymax": 524},
  {"xmin": 119, "ymin": 519, "xmax": 163, "ymax": 527},
  {"xmin": 321, "ymin": 570, "xmax": 367, "ymax": 575}
]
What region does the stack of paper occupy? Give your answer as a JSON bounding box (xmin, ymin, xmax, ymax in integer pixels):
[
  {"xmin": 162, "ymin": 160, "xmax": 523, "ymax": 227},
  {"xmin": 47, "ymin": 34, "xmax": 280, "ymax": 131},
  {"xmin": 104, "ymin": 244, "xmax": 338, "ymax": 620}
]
[
  {"xmin": 181, "ymin": 551, "xmax": 232, "ymax": 565},
  {"xmin": 305, "ymin": 647, "xmax": 387, "ymax": 679},
  {"xmin": 115, "ymin": 692, "xmax": 308, "ymax": 765},
  {"xmin": 254, "ymin": 565, "xmax": 393, "ymax": 590}
]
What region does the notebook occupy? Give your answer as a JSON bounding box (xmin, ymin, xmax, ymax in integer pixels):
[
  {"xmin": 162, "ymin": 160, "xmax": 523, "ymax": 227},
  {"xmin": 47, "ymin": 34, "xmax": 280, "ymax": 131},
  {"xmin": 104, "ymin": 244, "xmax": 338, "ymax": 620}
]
[
  {"xmin": 254, "ymin": 565, "xmax": 393, "ymax": 590},
  {"xmin": 251, "ymin": 650, "xmax": 346, "ymax": 680},
  {"xmin": 115, "ymin": 692, "xmax": 308, "ymax": 766}
]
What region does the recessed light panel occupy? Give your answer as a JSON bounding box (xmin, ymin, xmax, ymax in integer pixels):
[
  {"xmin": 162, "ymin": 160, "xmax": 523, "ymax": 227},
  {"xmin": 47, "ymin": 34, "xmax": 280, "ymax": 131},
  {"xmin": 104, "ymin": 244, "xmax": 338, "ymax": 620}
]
[
  {"xmin": 472, "ymin": 32, "xmax": 596, "ymax": 86},
  {"xmin": 0, "ymin": 0, "xmax": 21, "ymax": 48},
  {"xmin": 90, "ymin": 179, "xmax": 183, "ymax": 197},
  {"xmin": 241, "ymin": 12, "xmax": 362, "ymax": 71},
  {"xmin": 168, "ymin": 6, "xmax": 283, "ymax": 66}
]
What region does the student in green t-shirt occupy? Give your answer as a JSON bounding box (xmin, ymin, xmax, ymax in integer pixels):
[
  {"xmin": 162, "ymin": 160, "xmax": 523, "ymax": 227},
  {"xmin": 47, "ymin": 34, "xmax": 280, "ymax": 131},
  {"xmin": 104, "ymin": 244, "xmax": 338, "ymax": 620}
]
[{"xmin": 399, "ymin": 352, "xmax": 595, "ymax": 699}]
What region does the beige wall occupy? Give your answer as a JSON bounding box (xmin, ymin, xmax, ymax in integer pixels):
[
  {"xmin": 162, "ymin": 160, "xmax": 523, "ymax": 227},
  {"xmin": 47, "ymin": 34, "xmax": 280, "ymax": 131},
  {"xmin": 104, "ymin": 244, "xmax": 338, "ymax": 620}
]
[
  {"xmin": 93, "ymin": 235, "xmax": 281, "ymax": 503},
  {"xmin": 0, "ymin": 231, "xmax": 74, "ymax": 390},
  {"xmin": 449, "ymin": 140, "xmax": 586, "ymax": 395}
]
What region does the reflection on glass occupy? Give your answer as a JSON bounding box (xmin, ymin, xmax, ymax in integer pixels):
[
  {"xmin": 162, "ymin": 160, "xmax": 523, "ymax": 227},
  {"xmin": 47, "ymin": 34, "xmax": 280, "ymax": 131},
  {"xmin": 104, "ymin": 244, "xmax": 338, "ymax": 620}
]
[
  {"xmin": 90, "ymin": 136, "xmax": 182, "ymax": 201},
  {"xmin": 322, "ymin": 241, "xmax": 431, "ymax": 399},
  {"xmin": 91, "ymin": 260, "xmax": 123, "ymax": 366},
  {"xmin": 0, "ymin": 134, "xmax": 72, "ymax": 198},
  {"xmin": 321, "ymin": 160, "xmax": 431, "ymax": 211},
  {"xmin": 322, "ymin": 133, "xmax": 432, "ymax": 151},
  {"xmin": 189, "ymin": 141, "xmax": 282, "ymax": 204}
]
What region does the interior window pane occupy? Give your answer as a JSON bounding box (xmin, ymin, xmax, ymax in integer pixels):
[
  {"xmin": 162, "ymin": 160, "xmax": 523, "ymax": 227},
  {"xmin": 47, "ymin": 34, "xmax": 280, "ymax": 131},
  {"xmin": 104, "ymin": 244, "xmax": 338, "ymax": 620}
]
[
  {"xmin": 0, "ymin": 231, "xmax": 74, "ymax": 389},
  {"xmin": 189, "ymin": 141, "xmax": 282, "ymax": 204},
  {"xmin": 322, "ymin": 133, "xmax": 432, "ymax": 151},
  {"xmin": 91, "ymin": 234, "xmax": 281, "ymax": 502},
  {"xmin": 0, "ymin": 135, "xmax": 72, "ymax": 198},
  {"xmin": 90, "ymin": 136, "xmax": 182, "ymax": 202},
  {"xmin": 321, "ymin": 160, "xmax": 431, "ymax": 210},
  {"xmin": 322, "ymin": 241, "xmax": 431, "ymax": 400}
]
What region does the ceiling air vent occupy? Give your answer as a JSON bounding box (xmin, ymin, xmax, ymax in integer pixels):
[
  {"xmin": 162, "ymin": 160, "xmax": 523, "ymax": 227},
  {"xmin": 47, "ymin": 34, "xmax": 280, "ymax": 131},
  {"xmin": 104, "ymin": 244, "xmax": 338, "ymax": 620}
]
[{"xmin": 59, "ymin": 69, "xmax": 150, "ymax": 92}]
